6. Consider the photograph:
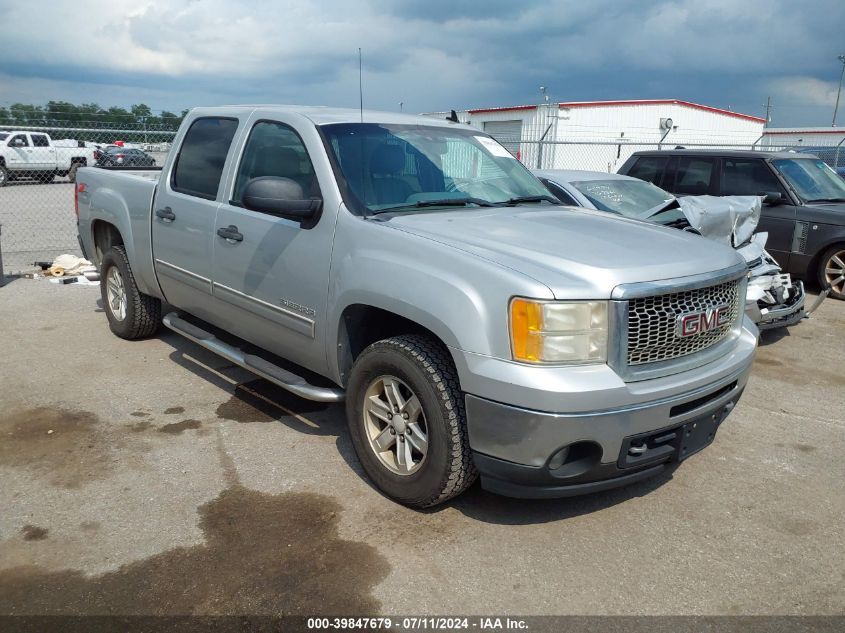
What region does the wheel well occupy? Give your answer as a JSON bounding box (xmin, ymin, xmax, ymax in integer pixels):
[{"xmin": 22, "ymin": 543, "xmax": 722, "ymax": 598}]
[
  {"xmin": 70, "ymin": 157, "xmax": 87, "ymax": 166},
  {"xmin": 337, "ymin": 304, "xmax": 447, "ymax": 385},
  {"xmin": 91, "ymin": 221, "xmax": 124, "ymax": 266}
]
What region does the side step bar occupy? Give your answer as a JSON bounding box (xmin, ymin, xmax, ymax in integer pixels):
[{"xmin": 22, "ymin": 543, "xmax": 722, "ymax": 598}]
[{"xmin": 162, "ymin": 312, "xmax": 345, "ymax": 403}]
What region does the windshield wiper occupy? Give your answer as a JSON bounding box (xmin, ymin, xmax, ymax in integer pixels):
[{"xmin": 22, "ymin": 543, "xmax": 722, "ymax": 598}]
[
  {"xmin": 806, "ymin": 197, "xmax": 845, "ymax": 203},
  {"xmin": 500, "ymin": 195, "xmax": 559, "ymax": 206},
  {"xmin": 368, "ymin": 197, "xmax": 496, "ymax": 216}
]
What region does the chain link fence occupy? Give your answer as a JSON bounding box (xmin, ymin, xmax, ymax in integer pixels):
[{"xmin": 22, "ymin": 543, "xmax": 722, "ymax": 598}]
[
  {"xmin": 0, "ymin": 122, "xmax": 175, "ymax": 275},
  {"xmin": 1, "ymin": 118, "xmax": 844, "ymax": 277}
]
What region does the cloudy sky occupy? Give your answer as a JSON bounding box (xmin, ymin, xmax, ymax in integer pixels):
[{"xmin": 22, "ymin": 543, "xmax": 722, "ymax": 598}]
[{"xmin": 1, "ymin": 0, "xmax": 844, "ymax": 127}]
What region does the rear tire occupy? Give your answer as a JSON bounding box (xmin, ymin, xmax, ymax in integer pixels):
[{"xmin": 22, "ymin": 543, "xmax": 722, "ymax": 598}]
[
  {"xmin": 68, "ymin": 163, "xmax": 80, "ymax": 183},
  {"xmin": 345, "ymin": 334, "xmax": 477, "ymax": 508},
  {"xmin": 100, "ymin": 245, "xmax": 162, "ymax": 339}
]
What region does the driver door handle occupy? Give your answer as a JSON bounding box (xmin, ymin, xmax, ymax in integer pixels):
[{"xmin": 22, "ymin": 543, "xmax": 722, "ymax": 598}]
[
  {"xmin": 155, "ymin": 207, "xmax": 175, "ymax": 222},
  {"xmin": 217, "ymin": 225, "xmax": 243, "ymax": 243}
]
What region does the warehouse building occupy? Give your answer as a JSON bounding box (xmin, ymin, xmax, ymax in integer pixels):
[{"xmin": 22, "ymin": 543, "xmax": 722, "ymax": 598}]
[
  {"xmin": 760, "ymin": 127, "xmax": 845, "ymax": 169},
  {"xmin": 426, "ymin": 99, "xmax": 766, "ymax": 172}
]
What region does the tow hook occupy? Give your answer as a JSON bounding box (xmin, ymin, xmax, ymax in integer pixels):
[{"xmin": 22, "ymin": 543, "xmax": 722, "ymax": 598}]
[{"xmin": 804, "ymin": 285, "xmax": 831, "ymax": 318}]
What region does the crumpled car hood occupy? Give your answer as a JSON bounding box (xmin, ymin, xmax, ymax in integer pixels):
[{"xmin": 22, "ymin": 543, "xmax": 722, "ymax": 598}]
[
  {"xmin": 672, "ymin": 195, "xmax": 762, "ymax": 247},
  {"xmin": 385, "ymin": 206, "xmax": 743, "ymax": 300}
]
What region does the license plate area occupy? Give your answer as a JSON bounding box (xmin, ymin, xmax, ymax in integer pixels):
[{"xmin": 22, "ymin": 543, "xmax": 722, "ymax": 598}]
[{"xmin": 618, "ymin": 411, "xmax": 725, "ymax": 469}]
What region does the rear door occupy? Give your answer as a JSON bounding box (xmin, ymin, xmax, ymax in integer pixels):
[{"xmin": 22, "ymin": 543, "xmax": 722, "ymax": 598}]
[
  {"xmin": 152, "ymin": 116, "xmax": 240, "ymax": 322},
  {"xmin": 211, "ymin": 116, "xmax": 335, "ymax": 374},
  {"xmin": 29, "ymin": 134, "xmax": 55, "ymax": 170},
  {"xmin": 720, "ymin": 157, "xmax": 796, "ymax": 267}
]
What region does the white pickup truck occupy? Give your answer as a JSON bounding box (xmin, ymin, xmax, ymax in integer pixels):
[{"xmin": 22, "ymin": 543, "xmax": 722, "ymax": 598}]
[{"xmin": 0, "ymin": 130, "xmax": 96, "ymax": 186}]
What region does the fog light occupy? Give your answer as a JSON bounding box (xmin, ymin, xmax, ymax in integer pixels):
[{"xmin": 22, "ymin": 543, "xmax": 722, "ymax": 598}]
[{"xmin": 548, "ymin": 447, "xmax": 570, "ymax": 470}]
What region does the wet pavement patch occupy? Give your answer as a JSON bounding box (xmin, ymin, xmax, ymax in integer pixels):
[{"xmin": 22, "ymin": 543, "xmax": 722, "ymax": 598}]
[
  {"xmin": 130, "ymin": 411, "xmax": 150, "ymax": 418},
  {"xmin": 0, "ymin": 408, "xmax": 113, "ymax": 489},
  {"xmin": 163, "ymin": 406, "xmax": 185, "ymax": 415},
  {"xmin": 0, "ymin": 487, "xmax": 390, "ymax": 616},
  {"xmin": 20, "ymin": 526, "xmax": 48, "ymax": 541},
  {"xmin": 158, "ymin": 419, "xmax": 202, "ymax": 435}
]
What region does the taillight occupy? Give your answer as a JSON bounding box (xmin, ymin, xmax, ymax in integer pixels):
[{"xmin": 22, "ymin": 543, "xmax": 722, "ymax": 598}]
[
  {"xmin": 116, "ymin": 154, "xmax": 124, "ymax": 159},
  {"xmin": 75, "ymin": 182, "xmax": 86, "ymax": 220}
]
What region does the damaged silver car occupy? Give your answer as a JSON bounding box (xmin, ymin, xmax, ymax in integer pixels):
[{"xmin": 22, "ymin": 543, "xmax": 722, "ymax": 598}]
[{"xmin": 534, "ymin": 169, "xmax": 811, "ymax": 330}]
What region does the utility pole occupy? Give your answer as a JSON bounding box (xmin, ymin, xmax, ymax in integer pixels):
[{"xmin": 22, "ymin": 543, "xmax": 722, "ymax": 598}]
[
  {"xmin": 833, "ymin": 55, "xmax": 845, "ymax": 127},
  {"xmin": 764, "ymin": 96, "xmax": 772, "ymax": 127}
]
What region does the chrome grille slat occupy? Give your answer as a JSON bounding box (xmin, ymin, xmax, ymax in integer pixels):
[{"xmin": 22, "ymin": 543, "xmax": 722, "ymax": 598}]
[{"xmin": 626, "ymin": 279, "xmax": 741, "ymax": 366}]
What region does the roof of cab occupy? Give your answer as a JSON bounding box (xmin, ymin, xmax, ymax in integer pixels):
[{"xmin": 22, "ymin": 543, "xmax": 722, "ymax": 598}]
[
  {"xmin": 187, "ymin": 105, "xmax": 463, "ymax": 128},
  {"xmin": 533, "ymin": 169, "xmax": 638, "ymax": 183},
  {"xmin": 629, "ymin": 148, "xmax": 820, "ymax": 160}
]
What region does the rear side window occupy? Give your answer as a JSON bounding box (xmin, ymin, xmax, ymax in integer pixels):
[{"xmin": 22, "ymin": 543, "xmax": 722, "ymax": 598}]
[
  {"xmin": 721, "ymin": 159, "xmax": 785, "ymax": 196},
  {"xmin": 31, "ymin": 134, "xmax": 50, "ymax": 147},
  {"xmin": 626, "ymin": 156, "xmax": 668, "ymax": 186},
  {"xmin": 672, "ymin": 157, "xmax": 717, "ymax": 195},
  {"xmin": 171, "ymin": 117, "xmax": 238, "ymax": 200}
]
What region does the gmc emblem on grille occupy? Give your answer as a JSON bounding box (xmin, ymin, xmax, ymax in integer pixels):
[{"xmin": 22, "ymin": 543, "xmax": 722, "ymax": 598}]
[{"xmin": 675, "ymin": 304, "xmax": 731, "ymax": 338}]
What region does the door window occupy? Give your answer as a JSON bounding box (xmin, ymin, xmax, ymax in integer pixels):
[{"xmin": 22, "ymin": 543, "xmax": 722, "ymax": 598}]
[
  {"xmin": 672, "ymin": 157, "xmax": 717, "ymax": 195},
  {"xmin": 232, "ymin": 120, "xmax": 320, "ymax": 206},
  {"xmin": 30, "ymin": 134, "xmax": 50, "ymax": 148},
  {"xmin": 626, "ymin": 156, "xmax": 669, "ymax": 186},
  {"xmin": 171, "ymin": 117, "xmax": 238, "ymax": 200},
  {"xmin": 9, "ymin": 134, "xmax": 29, "ymax": 147},
  {"xmin": 721, "ymin": 159, "xmax": 786, "ymax": 196}
]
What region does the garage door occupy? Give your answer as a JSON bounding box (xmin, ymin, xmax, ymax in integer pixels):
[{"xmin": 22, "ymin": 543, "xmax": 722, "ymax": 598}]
[{"xmin": 482, "ymin": 120, "xmax": 523, "ymax": 158}]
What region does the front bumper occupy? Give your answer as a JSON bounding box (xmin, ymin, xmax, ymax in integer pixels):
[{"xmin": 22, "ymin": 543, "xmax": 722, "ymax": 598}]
[
  {"xmin": 464, "ymin": 329, "xmax": 756, "ymax": 499},
  {"xmin": 746, "ymin": 280, "xmax": 806, "ymax": 331}
]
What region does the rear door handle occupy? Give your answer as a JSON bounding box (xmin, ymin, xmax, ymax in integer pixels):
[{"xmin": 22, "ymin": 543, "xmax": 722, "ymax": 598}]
[
  {"xmin": 217, "ymin": 225, "xmax": 243, "ymax": 243},
  {"xmin": 155, "ymin": 207, "xmax": 175, "ymax": 222}
]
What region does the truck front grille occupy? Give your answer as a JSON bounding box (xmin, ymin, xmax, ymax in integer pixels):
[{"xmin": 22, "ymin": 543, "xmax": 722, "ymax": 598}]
[{"xmin": 627, "ymin": 279, "xmax": 741, "ymax": 366}]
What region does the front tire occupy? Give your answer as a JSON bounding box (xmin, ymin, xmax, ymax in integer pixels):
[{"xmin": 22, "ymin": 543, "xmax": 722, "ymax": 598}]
[
  {"xmin": 0, "ymin": 165, "xmax": 7, "ymax": 187},
  {"xmin": 818, "ymin": 244, "xmax": 845, "ymax": 300},
  {"xmin": 100, "ymin": 245, "xmax": 162, "ymax": 339},
  {"xmin": 345, "ymin": 334, "xmax": 477, "ymax": 508}
]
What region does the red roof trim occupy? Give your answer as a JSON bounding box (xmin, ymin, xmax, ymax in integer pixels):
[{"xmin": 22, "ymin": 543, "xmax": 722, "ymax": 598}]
[
  {"xmin": 467, "ymin": 104, "xmax": 538, "ymax": 114},
  {"xmin": 762, "ymin": 129, "xmax": 845, "ymax": 135},
  {"xmin": 558, "ymin": 99, "xmax": 766, "ymax": 123},
  {"xmin": 466, "ymin": 99, "xmax": 766, "ymax": 123}
]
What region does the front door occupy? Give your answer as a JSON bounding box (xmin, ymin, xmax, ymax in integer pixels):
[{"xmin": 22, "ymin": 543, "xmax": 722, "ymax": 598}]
[
  {"xmin": 720, "ymin": 157, "xmax": 796, "ymax": 268},
  {"xmin": 152, "ymin": 116, "xmax": 240, "ymax": 321},
  {"xmin": 212, "ymin": 117, "xmax": 335, "ymax": 375}
]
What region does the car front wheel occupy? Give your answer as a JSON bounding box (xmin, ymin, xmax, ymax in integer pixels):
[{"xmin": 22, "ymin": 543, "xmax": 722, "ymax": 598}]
[
  {"xmin": 345, "ymin": 334, "xmax": 477, "ymax": 508},
  {"xmin": 819, "ymin": 244, "xmax": 845, "ymax": 300}
]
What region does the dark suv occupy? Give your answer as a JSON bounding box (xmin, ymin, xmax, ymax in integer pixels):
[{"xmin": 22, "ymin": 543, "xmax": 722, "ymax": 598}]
[{"xmin": 619, "ymin": 150, "xmax": 845, "ymax": 300}]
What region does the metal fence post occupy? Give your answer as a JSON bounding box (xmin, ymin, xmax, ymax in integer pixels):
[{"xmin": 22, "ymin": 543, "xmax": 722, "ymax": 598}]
[{"xmin": 0, "ymin": 223, "xmax": 5, "ymax": 287}]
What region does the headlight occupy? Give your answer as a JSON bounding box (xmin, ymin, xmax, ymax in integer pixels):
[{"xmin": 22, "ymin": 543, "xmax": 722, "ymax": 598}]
[{"xmin": 510, "ymin": 298, "xmax": 608, "ymax": 364}]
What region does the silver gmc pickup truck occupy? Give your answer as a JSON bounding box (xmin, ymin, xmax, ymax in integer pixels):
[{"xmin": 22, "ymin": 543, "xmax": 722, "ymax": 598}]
[{"xmin": 76, "ymin": 106, "xmax": 758, "ymax": 507}]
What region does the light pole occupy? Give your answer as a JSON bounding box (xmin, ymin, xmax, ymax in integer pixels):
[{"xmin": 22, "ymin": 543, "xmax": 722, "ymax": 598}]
[{"xmin": 833, "ymin": 54, "xmax": 845, "ymax": 127}]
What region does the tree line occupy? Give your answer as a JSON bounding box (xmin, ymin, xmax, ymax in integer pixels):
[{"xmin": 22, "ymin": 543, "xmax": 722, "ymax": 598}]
[{"xmin": 0, "ymin": 101, "xmax": 187, "ymax": 130}]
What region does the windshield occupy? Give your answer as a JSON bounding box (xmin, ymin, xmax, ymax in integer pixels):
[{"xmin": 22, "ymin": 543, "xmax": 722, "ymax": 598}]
[
  {"xmin": 320, "ymin": 123, "xmax": 555, "ymax": 214},
  {"xmin": 772, "ymin": 158, "xmax": 845, "ymax": 203},
  {"xmin": 570, "ymin": 178, "xmax": 675, "ymax": 217}
]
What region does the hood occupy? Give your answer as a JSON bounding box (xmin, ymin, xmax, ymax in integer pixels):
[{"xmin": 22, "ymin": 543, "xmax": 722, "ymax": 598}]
[
  {"xmin": 800, "ymin": 202, "xmax": 845, "ymax": 224},
  {"xmin": 672, "ymin": 195, "xmax": 761, "ymax": 247},
  {"xmin": 384, "ymin": 206, "xmax": 743, "ymax": 300}
]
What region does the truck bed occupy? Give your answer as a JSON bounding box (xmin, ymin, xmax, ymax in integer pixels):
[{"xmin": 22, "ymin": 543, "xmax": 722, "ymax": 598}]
[{"xmin": 76, "ymin": 166, "xmax": 162, "ymax": 296}]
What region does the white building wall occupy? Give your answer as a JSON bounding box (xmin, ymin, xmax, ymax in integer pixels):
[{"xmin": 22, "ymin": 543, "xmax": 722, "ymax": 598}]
[{"xmin": 424, "ymin": 101, "xmax": 765, "ymax": 172}]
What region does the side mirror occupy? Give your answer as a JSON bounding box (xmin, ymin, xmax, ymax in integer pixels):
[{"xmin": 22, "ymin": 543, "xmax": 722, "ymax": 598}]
[
  {"xmin": 11, "ymin": 138, "xmax": 25, "ymax": 147},
  {"xmin": 242, "ymin": 176, "xmax": 322, "ymax": 226},
  {"xmin": 761, "ymin": 192, "xmax": 785, "ymax": 206}
]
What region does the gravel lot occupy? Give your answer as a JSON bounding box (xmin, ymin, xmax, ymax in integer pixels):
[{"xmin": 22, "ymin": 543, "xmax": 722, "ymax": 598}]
[{"xmin": 0, "ymin": 279, "xmax": 843, "ymax": 617}]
